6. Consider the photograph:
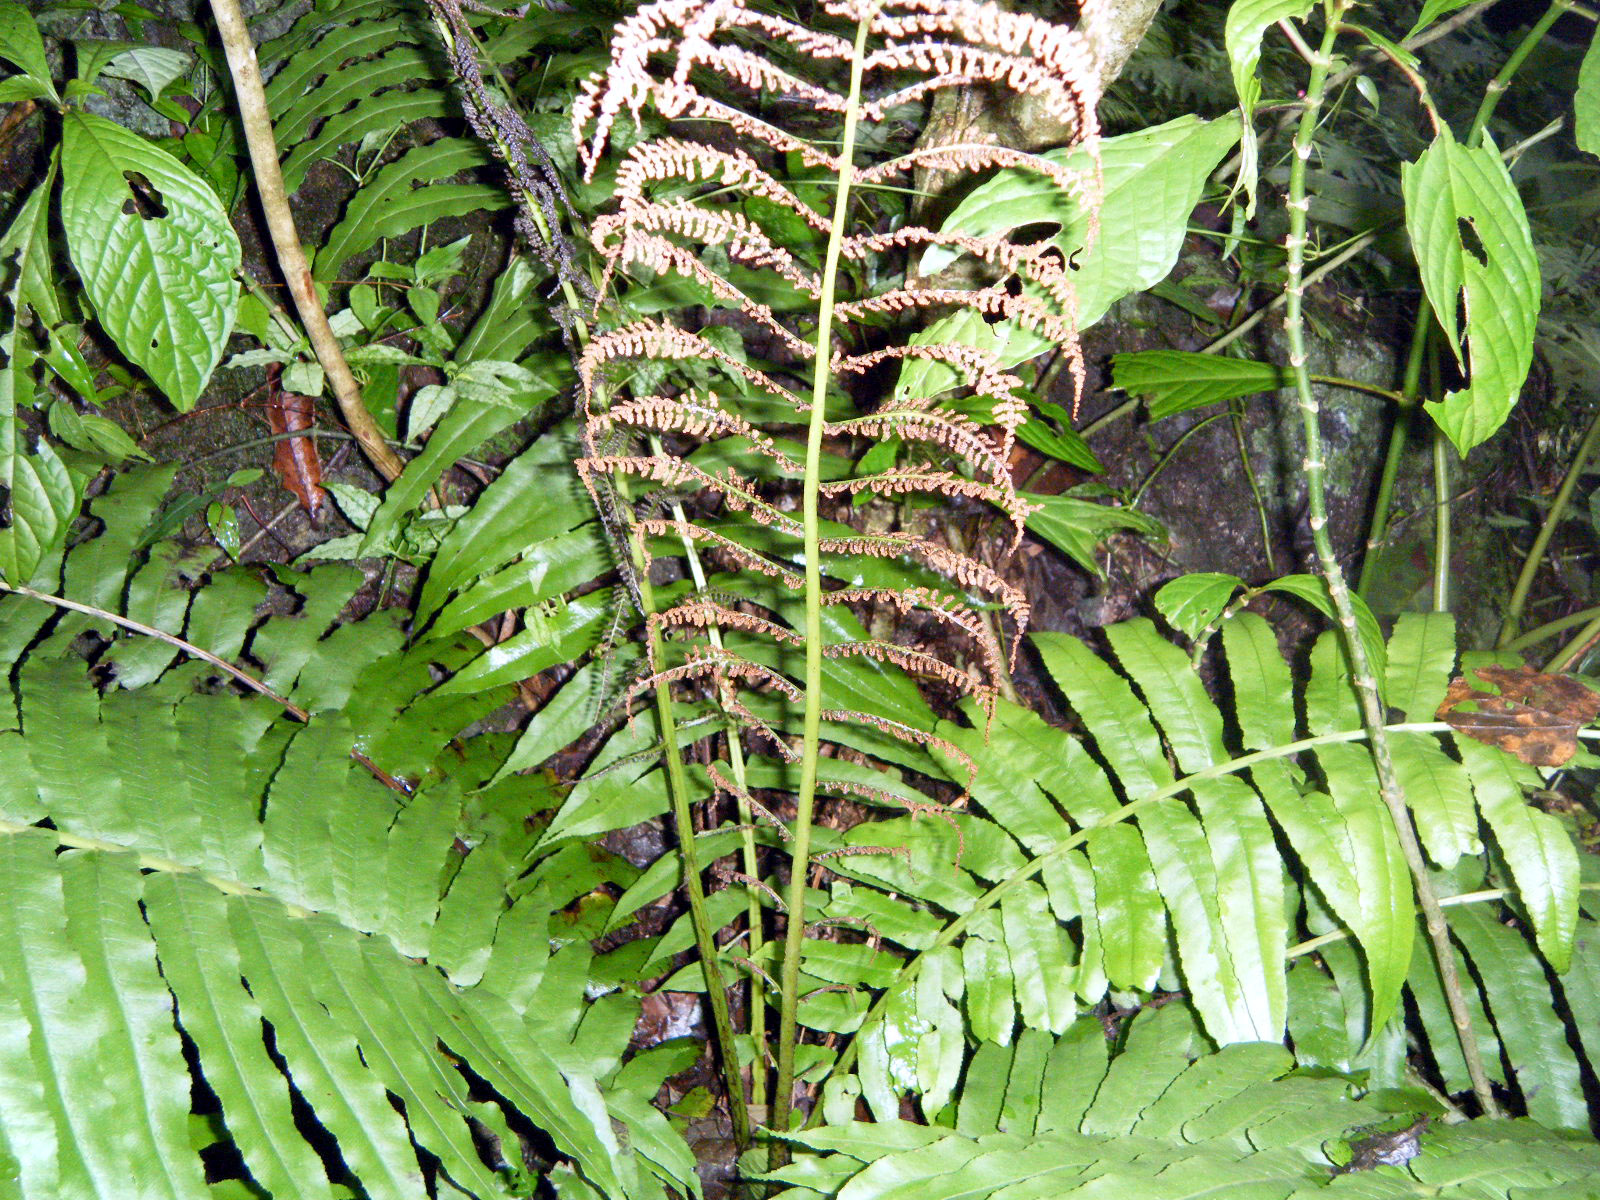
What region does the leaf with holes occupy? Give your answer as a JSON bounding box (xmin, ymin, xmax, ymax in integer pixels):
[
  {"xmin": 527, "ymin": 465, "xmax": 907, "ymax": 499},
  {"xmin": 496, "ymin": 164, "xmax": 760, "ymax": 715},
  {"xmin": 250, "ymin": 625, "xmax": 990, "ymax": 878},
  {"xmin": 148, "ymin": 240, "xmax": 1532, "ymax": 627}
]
[
  {"xmin": 1401, "ymin": 130, "xmax": 1539, "ymax": 453},
  {"xmin": 1153, "ymin": 573, "xmax": 1244, "ymax": 640},
  {"xmin": 59, "ymin": 112, "xmax": 240, "ymax": 412}
]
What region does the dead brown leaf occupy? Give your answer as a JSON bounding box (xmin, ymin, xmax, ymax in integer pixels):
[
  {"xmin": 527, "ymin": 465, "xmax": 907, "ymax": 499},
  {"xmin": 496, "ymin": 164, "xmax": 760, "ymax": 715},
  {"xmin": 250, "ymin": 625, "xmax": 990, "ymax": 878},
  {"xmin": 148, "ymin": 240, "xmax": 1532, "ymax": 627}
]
[
  {"xmin": 267, "ymin": 364, "xmax": 326, "ymax": 518},
  {"xmin": 1435, "ymin": 664, "xmax": 1600, "ymax": 767}
]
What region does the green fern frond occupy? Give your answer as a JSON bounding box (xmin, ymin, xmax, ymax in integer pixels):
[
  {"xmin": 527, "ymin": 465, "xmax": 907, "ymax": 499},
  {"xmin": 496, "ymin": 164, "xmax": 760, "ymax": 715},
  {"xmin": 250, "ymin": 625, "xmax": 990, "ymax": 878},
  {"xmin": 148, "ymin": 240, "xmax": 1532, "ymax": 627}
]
[
  {"xmin": 771, "ymin": 1006, "xmax": 1600, "ymax": 1199},
  {"xmin": 0, "ymin": 469, "xmax": 694, "ymax": 1200}
]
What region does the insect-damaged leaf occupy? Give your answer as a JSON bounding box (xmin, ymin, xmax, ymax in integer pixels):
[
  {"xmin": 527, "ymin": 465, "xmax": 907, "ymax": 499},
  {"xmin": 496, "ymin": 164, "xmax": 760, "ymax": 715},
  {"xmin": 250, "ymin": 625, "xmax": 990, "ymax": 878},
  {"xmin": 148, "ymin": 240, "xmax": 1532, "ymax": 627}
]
[{"xmin": 1436, "ymin": 665, "xmax": 1600, "ymax": 766}]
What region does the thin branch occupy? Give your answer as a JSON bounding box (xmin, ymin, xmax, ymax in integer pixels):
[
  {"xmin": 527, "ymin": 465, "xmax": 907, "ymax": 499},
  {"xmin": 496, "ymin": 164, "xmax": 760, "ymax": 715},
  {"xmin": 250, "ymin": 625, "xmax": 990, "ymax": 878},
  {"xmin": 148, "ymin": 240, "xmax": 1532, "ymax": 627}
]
[
  {"xmin": 0, "ymin": 581, "xmax": 412, "ymax": 796},
  {"xmin": 208, "ymin": 0, "xmax": 407, "ymax": 483}
]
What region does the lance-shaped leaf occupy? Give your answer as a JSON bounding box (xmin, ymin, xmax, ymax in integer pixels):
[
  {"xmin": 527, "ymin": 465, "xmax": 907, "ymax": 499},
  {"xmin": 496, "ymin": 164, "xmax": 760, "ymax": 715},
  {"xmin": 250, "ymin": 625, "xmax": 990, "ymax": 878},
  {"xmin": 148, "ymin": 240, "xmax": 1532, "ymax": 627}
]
[
  {"xmin": 0, "ymin": 330, "xmax": 78, "ymax": 587},
  {"xmin": 1224, "ymin": 0, "xmax": 1314, "ymax": 216},
  {"xmin": 1112, "ymin": 350, "xmax": 1286, "ymax": 421},
  {"xmin": 59, "ymin": 113, "xmax": 240, "ymax": 411},
  {"xmin": 1401, "ymin": 130, "xmax": 1538, "ymax": 453}
]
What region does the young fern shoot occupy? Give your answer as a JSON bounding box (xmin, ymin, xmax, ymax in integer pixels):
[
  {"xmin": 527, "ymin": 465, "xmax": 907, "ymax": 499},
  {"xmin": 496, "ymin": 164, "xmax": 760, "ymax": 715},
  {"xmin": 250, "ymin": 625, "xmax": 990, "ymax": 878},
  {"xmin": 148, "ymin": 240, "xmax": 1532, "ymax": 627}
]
[{"xmin": 573, "ymin": 0, "xmax": 1103, "ymax": 1147}]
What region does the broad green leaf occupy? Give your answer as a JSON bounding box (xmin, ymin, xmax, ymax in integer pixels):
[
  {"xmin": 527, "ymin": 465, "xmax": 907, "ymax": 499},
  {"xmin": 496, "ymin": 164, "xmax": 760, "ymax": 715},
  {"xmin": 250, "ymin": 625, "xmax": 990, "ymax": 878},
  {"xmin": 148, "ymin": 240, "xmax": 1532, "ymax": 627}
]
[
  {"xmin": 0, "ymin": 171, "xmax": 60, "ymax": 325},
  {"xmin": 1384, "ymin": 611, "xmax": 1456, "ymax": 720},
  {"xmin": 433, "ymin": 594, "xmax": 609, "ymax": 696},
  {"xmin": 957, "ymin": 1040, "xmax": 1013, "ymax": 1133},
  {"xmin": 1457, "ymin": 738, "xmax": 1578, "ymax": 971},
  {"xmin": 1113, "ymin": 351, "xmax": 1286, "ymax": 421},
  {"xmin": 143, "ymin": 875, "xmax": 337, "ymax": 1200},
  {"xmin": 59, "ymin": 113, "xmax": 240, "ymax": 410},
  {"xmin": 0, "ymin": 835, "xmax": 162, "ymax": 1197},
  {"xmin": 360, "ymin": 368, "xmax": 560, "ymax": 557},
  {"xmin": 287, "ymin": 918, "xmax": 508, "ymax": 1197},
  {"xmin": 1225, "ymin": 0, "xmax": 1314, "ymax": 120},
  {"xmin": 1401, "ymin": 130, "xmax": 1539, "ymax": 452},
  {"xmin": 1388, "ymin": 734, "xmax": 1480, "ymax": 869},
  {"xmin": 1024, "ymin": 492, "xmax": 1164, "ymax": 575},
  {"xmin": 1016, "ymin": 410, "xmax": 1102, "ymax": 472},
  {"xmin": 1081, "ymin": 1004, "xmax": 1203, "ymax": 1136},
  {"xmin": 0, "ymin": 2, "xmax": 57, "ymax": 102},
  {"xmin": 317, "ymin": 140, "xmax": 510, "ymax": 282},
  {"xmin": 227, "ymin": 899, "xmax": 425, "ymax": 1200},
  {"xmin": 1224, "ymin": 0, "xmax": 1314, "ymax": 216},
  {"xmin": 999, "ymin": 883, "xmax": 1075, "ymax": 1033},
  {"xmin": 902, "ymin": 116, "xmax": 1239, "ymax": 397},
  {"xmin": 99, "ymin": 45, "xmax": 191, "ymax": 103},
  {"xmin": 961, "ymin": 924, "xmax": 1016, "ymax": 1047},
  {"xmin": 1579, "ymin": 34, "xmax": 1600, "ymax": 158},
  {"xmin": 1153, "ymin": 572, "xmax": 1244, "ymax": 640},
  {"xmin": 55, "ymin": 852, "xmax": 211, "ymax": 1200}
]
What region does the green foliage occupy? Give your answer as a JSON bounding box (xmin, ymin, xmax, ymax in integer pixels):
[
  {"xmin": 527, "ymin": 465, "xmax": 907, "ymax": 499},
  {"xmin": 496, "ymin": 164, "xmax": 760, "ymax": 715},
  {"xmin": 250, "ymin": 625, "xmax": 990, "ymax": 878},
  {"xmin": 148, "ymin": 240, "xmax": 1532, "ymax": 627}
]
[
  {"xmin": 768, "ymin": 1011, "xmax": 1600, "ymax": 1199},
  {"xmin": 0, "ymin": 0, "xmax": 1598, "ymax": 1193},
  {"xmin": 0, "ymin": 469, "xmax": 694, "ymax": 1200},
  {"xmin": 904, "ymin": 115, "xmax": 1240, "ymax": 396}
]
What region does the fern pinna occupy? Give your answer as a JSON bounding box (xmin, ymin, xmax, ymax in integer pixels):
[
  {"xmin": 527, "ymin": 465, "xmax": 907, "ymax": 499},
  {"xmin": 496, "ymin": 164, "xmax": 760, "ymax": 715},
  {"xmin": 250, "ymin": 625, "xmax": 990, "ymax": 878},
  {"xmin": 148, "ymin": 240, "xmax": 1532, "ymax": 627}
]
[{"xmin": 566, "ymin": 0, "xmax": 1104, "ymax": 1139}]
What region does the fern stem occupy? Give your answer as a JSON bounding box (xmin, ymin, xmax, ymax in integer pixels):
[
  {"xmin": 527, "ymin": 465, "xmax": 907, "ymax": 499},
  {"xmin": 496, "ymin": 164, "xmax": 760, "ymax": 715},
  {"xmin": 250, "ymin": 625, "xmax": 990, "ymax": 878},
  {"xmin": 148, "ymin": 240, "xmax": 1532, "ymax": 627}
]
[
  {"xmin": 208, "ymin": 0, "xmax": 406, "ymax": 484},
  {"xmin": 771, "ymin": 7, "xmax": 876, "ymax": 1159},
  {"xmin": 630, "ymin": 545, "xmax": 754, "ymax": 1150},
  {"xmin": 653, "ymin": 436, "xmax": 770, "ymax": 1115},
  {"xmin": 1283, "ymin": 1, "xmax": 1500, "ymax": 1116},
  {"xmin": 1288, "ymin": 882, "xmax": 1600, "ymax": 958}
]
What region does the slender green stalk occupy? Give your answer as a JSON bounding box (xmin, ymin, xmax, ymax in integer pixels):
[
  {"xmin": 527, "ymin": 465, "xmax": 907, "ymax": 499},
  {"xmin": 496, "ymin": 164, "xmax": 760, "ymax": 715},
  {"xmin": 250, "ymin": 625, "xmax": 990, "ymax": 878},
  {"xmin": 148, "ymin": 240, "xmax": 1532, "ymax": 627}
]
[
  {"xmin": 771, "ymin": 8, "xmax": 875, "ymax": 1159},
  {"xmin": 1356, "ymin": 313, "xmax": 1427, "ymax": 600},
  {"xmin": 1230, "ymin": 400, "xmax": 1279, "ymax": 574},
  {"xmin": 1283, "ymin": 1, "xmax": 1499, "ymax": 1116},
  {"xmin": 1506, "ymin": 603, "xmax": 1600, "ymax": 652},
  {"xmin": 1432, "ymin": 429, "xmax": 1452, "ymax": 612},
  {"xmin": 632, "ymin": 552, "xmax": 753, "ymax": 1150},
  {"xmin": 1467, "ymin": 0, "xmax": 1570, "ymax": 144},
  {"xmin": 1546, "ymin": 610, "xmax": 1600, "ymax": 672},
  {"xmin": 1499, "ymin": 394, "xmax": 1600, "ymax": 645}
]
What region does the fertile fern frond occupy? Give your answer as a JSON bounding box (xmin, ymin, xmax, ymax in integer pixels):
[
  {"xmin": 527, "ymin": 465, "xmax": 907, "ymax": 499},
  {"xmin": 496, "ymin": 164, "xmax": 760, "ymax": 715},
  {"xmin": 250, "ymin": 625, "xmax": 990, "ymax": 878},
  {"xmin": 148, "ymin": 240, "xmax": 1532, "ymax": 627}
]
[{"xmin": 568, "ymin": 0, "xmax": 1105, "ymax": 787}]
